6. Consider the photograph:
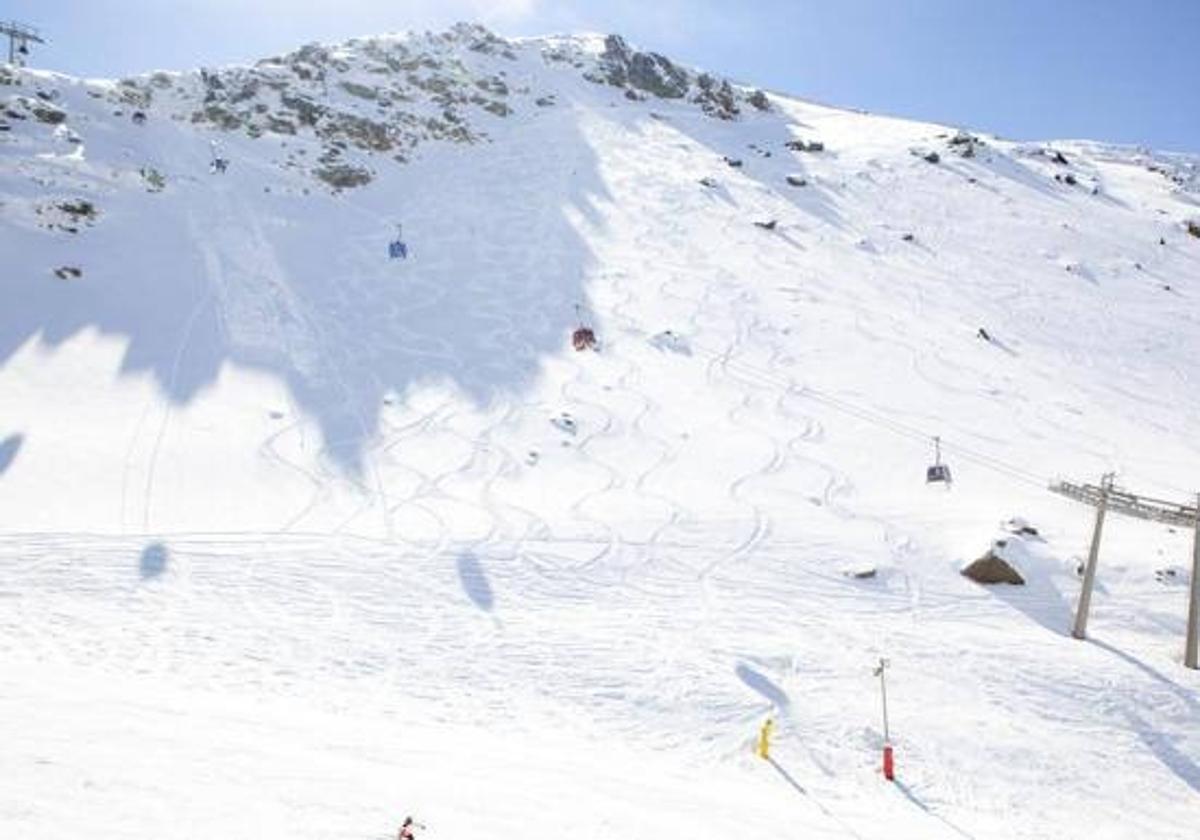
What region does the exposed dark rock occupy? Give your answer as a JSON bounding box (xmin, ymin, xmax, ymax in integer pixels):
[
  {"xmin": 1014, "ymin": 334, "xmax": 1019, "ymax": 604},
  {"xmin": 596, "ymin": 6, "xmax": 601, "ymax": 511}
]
[
  {"xmin": 786, "ymin": 175, "xmax": 807, "ymax": 187},
  {"xmin": 139, "ymin": 167, "xmax": 166, "ymax": 192},
  {"xmin": 475, "ymin": 76, "xmax": 509, "ymax": 96},
  {"xmin": 31, "ymin": 105, "xmax": 66, "ymax": 125},
  {"xmin": 57, "ymin": 200, "xmax": 97, "ymax": 221},
  {"xmin": 340, "ymin": 81, "xmax": 378, "ymax": 100},
  {"xmin": 747, "ymin": 89, "xmax": 770, "ymax": 111},
  {"xmin": 193, "ymin": 104, "xmax": 243, "ymax": 130},
  {"xmin": 266, "ymin": 115, "xmax": 296, "ymax": 135},
  {"xmin": 53, "ymin": 266, "xmax": 83, "ymax": 280},
  {"xmin": 318, "ymin": 113, "xmax": 396, "ymax": 151},
  {"xmin": 723, "ymin": 156, "xmax": 743, "ymax": 168},
  {"xmin": 787, "ymin": 139, "xmax": 825, "ymax": 153},
  {"xmin": 694, "ymin": 73, "xmax": 739, "ymax": 119},
  {"xmin": 947, "ymin": 130, "xmax": 983, "ymax": 158},
  {"xmin": 454, "ymin": 23, "xmax": 516, "ymax": 59},
  {"xmin": 479, "ymin": 99, "xmax": 511, "ymax": 117},
  {"xmin": 923, "ymin": 150, "xmax": 940, "ymax": 164},
  {"xmin": 1187, "ymin": 220, "xmax": 1200, "ymax": 239},
  {"xmin": 599, "ymin": 35, "xmax": 689, "ymax": 99},
  {"xmin": 280, "ymin": 93, "xmax": 325, "ymax": 126},
  {"xmin": 754, "ymin": 219, "xmax": 777, "ymax": 231},
  {"xmin": 314, "ymin": 163, "xmax": 373, "ymax": 189},
  {"xmin": 962, "ymin": 551, "xmax": 1025, "ymax": 585}
]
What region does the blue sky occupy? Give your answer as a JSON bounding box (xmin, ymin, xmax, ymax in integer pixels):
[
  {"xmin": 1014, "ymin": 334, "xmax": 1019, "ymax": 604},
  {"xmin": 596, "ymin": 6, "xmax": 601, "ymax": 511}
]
[{"xmin": 7, "ymin": 0, "xmax": 1198, "ymax": 152}]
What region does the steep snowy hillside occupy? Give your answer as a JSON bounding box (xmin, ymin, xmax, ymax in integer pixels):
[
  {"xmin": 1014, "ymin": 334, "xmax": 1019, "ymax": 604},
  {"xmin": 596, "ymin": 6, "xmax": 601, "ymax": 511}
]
[{"xmin": 3, "ymin": 23, "xmax": 1200, "ymax": 840}]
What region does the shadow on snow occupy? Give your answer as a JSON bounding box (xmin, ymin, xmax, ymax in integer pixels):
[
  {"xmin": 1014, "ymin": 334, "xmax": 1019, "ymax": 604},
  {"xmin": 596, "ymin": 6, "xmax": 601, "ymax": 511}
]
[{"xmin": 0, "ymin": 105, "xmax": 609, "ymax": 475}]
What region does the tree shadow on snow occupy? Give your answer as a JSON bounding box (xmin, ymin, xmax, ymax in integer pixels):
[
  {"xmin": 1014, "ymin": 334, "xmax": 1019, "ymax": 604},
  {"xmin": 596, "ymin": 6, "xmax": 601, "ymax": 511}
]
[
  {"xmin": 139, "ymin": 541, "xmax": 169, "ymax": 579},
  {"xmin": 456, "ymin": 550, "xmax": 494, "ymax": 612},
  {"xmin": 0, "ymin": 105, "xmax": 609, "ymax": 475},
  {"xmin": 0, "ymin": 434, "xmax": 23, "ymax": 476}
]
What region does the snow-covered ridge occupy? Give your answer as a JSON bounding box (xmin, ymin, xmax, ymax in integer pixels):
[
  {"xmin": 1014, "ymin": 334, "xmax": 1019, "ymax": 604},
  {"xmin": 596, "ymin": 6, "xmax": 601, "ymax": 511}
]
[{"xmin": 1, "ymin": 24, "xmax": 774, "ymax": 193}]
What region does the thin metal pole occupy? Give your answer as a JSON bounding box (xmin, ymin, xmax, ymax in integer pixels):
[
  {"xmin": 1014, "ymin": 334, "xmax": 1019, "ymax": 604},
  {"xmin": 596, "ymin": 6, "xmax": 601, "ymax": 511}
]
[
  {"xmin": 878, "ymin": 658, "xmax": 890, "ymax": 742},
  {"xmin": 1186, "ymin": 493, "xmax": 1200, "ymax": 669},
  {"xmin": 1072, "ymin": 473, "xmax": 1112, "ymax": 640}
]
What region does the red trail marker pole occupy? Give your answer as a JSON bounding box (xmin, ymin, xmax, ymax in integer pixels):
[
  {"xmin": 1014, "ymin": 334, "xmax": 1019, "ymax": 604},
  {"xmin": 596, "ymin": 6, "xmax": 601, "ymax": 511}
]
[{"xmin": 874, "ymin": 658, "xmax": 895, "ymax": 781}]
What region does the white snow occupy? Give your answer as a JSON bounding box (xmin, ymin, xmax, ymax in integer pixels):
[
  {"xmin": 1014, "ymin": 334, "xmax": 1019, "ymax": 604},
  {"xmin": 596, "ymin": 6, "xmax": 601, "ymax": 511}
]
[{"xmin": 2, "ymin": 27, "xmax": 1200, "ymax": 840}]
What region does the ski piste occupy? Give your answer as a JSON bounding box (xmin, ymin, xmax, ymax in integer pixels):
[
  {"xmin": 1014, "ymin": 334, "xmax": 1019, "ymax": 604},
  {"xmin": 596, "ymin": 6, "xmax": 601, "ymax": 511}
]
[{"xmin": 2, "ymin": 23, "xmax": 1200, "ymax": 840}]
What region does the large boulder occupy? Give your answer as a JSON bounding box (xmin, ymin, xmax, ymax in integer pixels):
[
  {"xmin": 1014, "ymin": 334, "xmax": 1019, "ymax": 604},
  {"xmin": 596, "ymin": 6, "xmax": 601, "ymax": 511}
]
[{"xmin": 962, "ymin": 549, "xmax": 1025, "ymax": 585}]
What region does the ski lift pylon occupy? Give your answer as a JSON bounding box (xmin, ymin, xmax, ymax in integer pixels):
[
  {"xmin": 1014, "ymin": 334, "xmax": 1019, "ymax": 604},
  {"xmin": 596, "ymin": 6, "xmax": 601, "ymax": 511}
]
[{"xmin": 926, "ymin": 435, "xmax": 952, "ymax": 485}]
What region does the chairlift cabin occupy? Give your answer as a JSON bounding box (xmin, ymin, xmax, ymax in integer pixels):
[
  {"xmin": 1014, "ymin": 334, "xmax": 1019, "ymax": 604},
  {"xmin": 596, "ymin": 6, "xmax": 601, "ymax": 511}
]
[
  {"xmin": 389, "ymin": 224, "xmax": 408, "ymax": 260},
  {"xmin": 208, "ymin": 139, "xmax": 228, "ymax": 174},
  {"xmin": 926, "ymin": 436, "xmax": 952, "ymax": 485}
]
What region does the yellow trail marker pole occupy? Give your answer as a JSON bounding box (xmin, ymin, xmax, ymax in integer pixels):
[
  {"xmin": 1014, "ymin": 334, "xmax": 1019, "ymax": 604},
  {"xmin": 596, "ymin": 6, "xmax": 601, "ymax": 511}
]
[{"xmin": 757, "ymin": 717, "xmax": 774, "ymax": 759}]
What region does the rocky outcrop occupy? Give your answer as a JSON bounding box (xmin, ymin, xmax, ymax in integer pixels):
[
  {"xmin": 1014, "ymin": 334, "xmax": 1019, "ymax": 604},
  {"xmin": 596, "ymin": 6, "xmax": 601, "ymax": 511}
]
[
  {"xmin": 596, "ymin": 35, "xmax": 690, "ymax": 99},
  {"xmin": 694, "ymin": 73, "xmax": 738, "ymax": 120},
  {"xmin": 314, "ymin": 163, "xmax": 372, "ymax": 190}
]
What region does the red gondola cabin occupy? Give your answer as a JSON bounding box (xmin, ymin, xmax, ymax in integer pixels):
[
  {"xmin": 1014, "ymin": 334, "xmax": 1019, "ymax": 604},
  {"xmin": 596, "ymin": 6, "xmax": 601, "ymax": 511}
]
[{"xmin": 572, "ymin": 327, "xmax": 597, "ymax": 352}]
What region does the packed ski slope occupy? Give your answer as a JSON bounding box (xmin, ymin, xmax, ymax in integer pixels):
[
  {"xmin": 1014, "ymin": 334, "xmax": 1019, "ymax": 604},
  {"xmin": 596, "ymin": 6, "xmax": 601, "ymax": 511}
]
[{"xmin": 2, "ymin": 25, "xmax": 1200, "ymax": 840}]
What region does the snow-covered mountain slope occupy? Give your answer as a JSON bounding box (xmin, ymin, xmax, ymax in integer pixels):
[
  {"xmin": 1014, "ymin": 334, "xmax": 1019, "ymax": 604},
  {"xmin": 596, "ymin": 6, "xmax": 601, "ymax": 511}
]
[{"xmin": 3, "ymin": 23, "xmax": 1200, "ymax": 840}]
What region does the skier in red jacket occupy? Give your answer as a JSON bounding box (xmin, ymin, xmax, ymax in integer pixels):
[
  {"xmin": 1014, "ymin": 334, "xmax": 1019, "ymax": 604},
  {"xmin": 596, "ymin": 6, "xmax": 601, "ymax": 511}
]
[{"xmin": 398, "ymin": 816, "xmax": 425, "ymax": 839}]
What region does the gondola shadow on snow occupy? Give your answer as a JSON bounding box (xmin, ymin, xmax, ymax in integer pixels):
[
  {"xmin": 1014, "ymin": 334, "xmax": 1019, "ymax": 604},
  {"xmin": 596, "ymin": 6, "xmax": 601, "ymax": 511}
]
[
  {"xmin": 735, "ymin": 662, "xmax": 789, "ymax": 710},
  {"xmin": 139, "ymin": 541, "xmax": 169, "ymax": 579},
  {"xmin": 0, "ymin": 105, "xmax": 611, "ymax": 476},
  {"xmin": 456, "ymin": 550, "xmax": 494, "ymax": 612},
  {"xmin": 0, "ymin": 433, "xmax": 23, "ymax": 477}
]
